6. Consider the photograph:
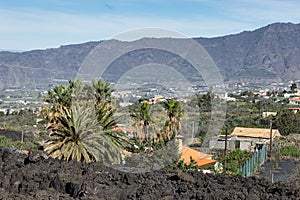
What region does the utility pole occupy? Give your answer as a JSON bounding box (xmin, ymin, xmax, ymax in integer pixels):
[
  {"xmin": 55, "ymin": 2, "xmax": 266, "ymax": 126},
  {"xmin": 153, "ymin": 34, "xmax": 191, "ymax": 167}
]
[
  {"xmin": 224, "ymin": 128, "xmax": 228, "ymax": 172},
  {"xmin": 192, "ymin": 121, "xmax": 195, "ymax": 140},
  {"xmin": 269, "ymin": 119, "xmax": 273, "ymax": 160},
  {"xmin": 21, "ymin": 129, "xmax": 24, "ymax": 143},
  {"xmin": 269, "ymin": 119, "xmax": 274, "ymax": 183},
  {"xmin": 224, "ymin": 128, "xmax": 228, "ymax": 155}
]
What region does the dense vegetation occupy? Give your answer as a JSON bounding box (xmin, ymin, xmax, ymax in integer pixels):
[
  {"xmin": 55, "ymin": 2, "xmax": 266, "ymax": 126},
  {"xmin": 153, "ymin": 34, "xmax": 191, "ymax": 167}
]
[
  {"xmin": 41, "ymin": 80, "xmax": 122, "ymax": 163},
  {"xmin": 1, "ymin": 81, "xmax": 300, "ymax": 174},
  {"xmin": 0, "ymin": 108, "xmax": 41, "ymax": 131},
  {"xmin": 279, "ymin": 146, "xmax": 300, "ymax": 158},
  {"xmin": 36, "ymin": 79, "xmax": 190, "ymax": 172},
  {"xmin": 192, "ymin": 89, "xmax": 300, "ymax": 138},
  {"xmin": 217, "ymin": 149, "xmax": 252, "ymax": 174}
]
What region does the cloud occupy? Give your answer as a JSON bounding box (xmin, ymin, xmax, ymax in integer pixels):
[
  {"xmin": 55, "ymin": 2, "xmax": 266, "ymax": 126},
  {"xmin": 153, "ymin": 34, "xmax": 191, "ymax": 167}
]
[
  {"xmin": 186, "ymin": 0, "xmax": 300, "ymax": 25},
  {"xmin": 0, "ymin": 7, "xmax": 256, "ymax": 50},
  {"xmin": 0, "ymin": 1, "xmax": 299, "ymax": 50},
  {"xmin": 225, "ymin": 0, "xmax": 300, "ymax": 23}
]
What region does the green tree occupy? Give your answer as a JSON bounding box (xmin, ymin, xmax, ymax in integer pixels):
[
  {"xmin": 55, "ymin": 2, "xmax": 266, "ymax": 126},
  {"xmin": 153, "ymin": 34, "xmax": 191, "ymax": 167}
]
[
  {"xmin": 217, "ymin": 149, "xmax": 252, "ymax": 174},
  {"xmin": 92, "ymin": 80, "xmax": 117, "ymax": 131},
  {"xmin": 162, "ymin": 98, "xmax": 182, "ymax": 140},
  {"xmin": 275, "ymin": 109, "xmax": 300, "ymax": 135},
  {"xmin": 129, "ymin": 100, "xmax": 152, "ymax": 142},
  {"xmin": 43, "ymin": 79, "xmax": 121, "ymax": 163},
  {"xmin": 291, "ymin": 83, "xmax": 297, "ymax": 93},
  {"xmin": 44, "ymin": 102, "xmax": 121, "ymax": 163},
  {"xmin": 189, "ymin": 93, "xmax": 212, "ymax": 140},
  {"xmin": 42, "ymin": 80, "xmax": 80, "ymax": 127},
  {"xmin": 125, "ymin": 98, "xmax": 183, "ymax": 169},
  {"xmin": 196, "ymin": 92, "xmax": 211, "ymax": 111},
  {"xmin": 43, "ymin": 79, "xmax": 77, "ymax": 108}
]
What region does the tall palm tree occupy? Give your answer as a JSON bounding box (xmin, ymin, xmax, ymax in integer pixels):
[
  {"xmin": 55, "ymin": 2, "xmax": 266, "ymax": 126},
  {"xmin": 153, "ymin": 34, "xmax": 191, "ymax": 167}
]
[
  {"xmin": 43, "ymin": 79, "xmax": 123, "ymax": 163},
  {"xmin": 162, "ymin": 98, "xmax": 182, "ymax": 140},
  {"xmin": 43, "ymin": 79, "xmax": 82, "ymax": 107},
  {"xmin": 92, "ymin": 79, "xmax": 114, "ymax": 104},
  {"xmin": 44, "ymin": 101, "xmax": 121, "ymax": 164},
  {"xmin": 42, "ymin": 79, "xmax": 82, "ymax": 126},
  {"xmin": 129, "ymin": 100, "xmax": 152, "ymax": 142},
  {"xmin": 92, "ymin": 80, "xmax": 117, "ymax": 131}
]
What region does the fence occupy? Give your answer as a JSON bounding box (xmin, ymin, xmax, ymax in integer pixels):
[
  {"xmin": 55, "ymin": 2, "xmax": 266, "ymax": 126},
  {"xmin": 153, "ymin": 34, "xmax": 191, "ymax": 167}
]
[{"xmin": 238, "ymin": 146, "xmax": 268, "ymax": 177}]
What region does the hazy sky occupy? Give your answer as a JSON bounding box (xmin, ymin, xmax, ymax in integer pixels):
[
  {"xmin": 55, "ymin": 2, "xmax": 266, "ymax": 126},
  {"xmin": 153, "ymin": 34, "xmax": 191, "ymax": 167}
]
[{"xmin": 1, "ymin": 0, "xmax": 300, "ymax": 51}]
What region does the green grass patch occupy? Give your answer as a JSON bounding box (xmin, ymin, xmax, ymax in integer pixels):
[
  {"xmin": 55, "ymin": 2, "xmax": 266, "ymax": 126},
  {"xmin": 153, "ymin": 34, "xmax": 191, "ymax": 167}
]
[
  {"xmin": 0, "ymin": 135, "xmax": 38, "ymax": 150},
  {"xmin": 279, "ymin": 146, "xmax": 300, "ymax": 158}
]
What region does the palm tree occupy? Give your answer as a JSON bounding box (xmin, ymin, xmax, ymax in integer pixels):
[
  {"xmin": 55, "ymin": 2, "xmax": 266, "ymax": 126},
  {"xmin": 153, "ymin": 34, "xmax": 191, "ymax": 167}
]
[
  {"xmin": 43, "ymin": 79, "xmax": 82, "ymax": 107},
  {"xmin": 44, "ymin": 101, "xmax": 121, "ymax": 164},
  {"xmin": 92, "ymin": 79, "xmax": 114, "ymax": 104},
  {"xmin": 162, "ymin": 98, "xmax": 182, "ymax": 140},
  {"xmin": 42, "ymin": 79, "xmax": 81, "ymax": 126},
  {"xmin": 43, "ymin": 79, "xmax": 123, "ymax": 163},
  {"xmin": 124, "ymin": 98, "xmax": 182, "ymax": 169},
  {"xmin": 129, "ymin": 100, "xmax": 152, "ymax": 142},
  {"xmin": 92, "ymin": 80, "xmax": 118, "ymax": 142}
]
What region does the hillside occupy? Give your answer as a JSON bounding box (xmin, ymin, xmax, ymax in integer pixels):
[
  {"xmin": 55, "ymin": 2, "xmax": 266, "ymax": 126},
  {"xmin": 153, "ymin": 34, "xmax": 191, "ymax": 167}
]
[
  {"xmin": 1, "ymin": 22, "xmax": 300, "ymax": 90},
  {"xmin": 0, "ymin": 42, "xmax": 99, "ymax": 90},
  {"xmin": 196, "ymin": 22, "xmax": 300, "ymax": 82}
]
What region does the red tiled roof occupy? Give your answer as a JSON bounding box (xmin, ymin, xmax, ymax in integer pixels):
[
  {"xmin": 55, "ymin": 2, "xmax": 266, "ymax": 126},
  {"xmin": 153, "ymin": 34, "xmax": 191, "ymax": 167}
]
[
  {"xmin": 196, "ymin": 159, "xmax": 217, "ymax": 166},
  {"xmin": 291, "ymin": 97, "xmax": 300, "ymax": 101},
  {"xmin": 179, "ymin": 146, "xmax": 216, "ymax": 167},
  {"xmin": 288, "ymin": 107, "xmax": 300, "ymax": 110}
]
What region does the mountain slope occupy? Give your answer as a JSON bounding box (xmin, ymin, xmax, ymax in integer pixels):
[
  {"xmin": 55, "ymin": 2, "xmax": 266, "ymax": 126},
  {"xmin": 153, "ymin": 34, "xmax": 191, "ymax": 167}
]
[
  {"xmin": 0, "ymin": 42, "xmax": 99, "ymax": 89},
  {"xmin": 1, "ymin": 22, "xmax": 300, "ymax": 90},
  {"xmin": 196, "ymin": 22, "xmax": 300, "ymax": 82}
]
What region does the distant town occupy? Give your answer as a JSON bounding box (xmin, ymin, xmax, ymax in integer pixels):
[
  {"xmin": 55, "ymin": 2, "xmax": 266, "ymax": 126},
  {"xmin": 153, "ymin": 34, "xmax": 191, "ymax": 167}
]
[{"xmin": 2, "ymin": 79, "xmax": 300, "ymax": 115}]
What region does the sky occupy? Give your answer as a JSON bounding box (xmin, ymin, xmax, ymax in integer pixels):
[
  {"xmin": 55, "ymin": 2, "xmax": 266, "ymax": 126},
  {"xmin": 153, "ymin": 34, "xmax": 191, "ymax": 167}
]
[{"xmin": 0, "ymin": 0, "xmax": 300, "ymax": 51}]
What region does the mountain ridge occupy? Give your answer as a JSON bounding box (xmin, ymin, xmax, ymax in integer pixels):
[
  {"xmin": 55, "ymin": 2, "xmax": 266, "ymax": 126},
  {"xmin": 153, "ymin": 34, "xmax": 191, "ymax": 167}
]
[{"xmin": 1, "ymin": 22, "xmax": 300, "ymax": 90}]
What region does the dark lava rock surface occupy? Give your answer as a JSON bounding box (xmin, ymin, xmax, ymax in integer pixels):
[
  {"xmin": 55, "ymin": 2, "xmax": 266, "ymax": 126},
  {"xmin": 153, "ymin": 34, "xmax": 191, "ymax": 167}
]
[{"xmin": 0, "ymin": 146, "xmax": 299, "ymax": 200}]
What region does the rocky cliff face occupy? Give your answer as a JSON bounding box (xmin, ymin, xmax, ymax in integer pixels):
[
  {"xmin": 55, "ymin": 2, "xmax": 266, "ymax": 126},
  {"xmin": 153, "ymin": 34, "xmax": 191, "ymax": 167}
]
[
  {"xmin": 1, "ymin": 23, "xmax": 300, "ymax": 90},
  {"xmin": 196, "ymin": 22, "xmax": 300, "ymax": 82}
]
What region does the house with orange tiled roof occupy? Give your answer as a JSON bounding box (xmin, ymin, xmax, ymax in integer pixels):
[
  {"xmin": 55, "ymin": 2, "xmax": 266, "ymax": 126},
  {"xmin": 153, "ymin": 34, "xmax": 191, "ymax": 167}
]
[
  {"xmin": 290, "ymin": 97, "xmax": 300, "ymax": 105},
  {"xmin": 179, "ymin": 146, "xmax": 217, "ymax": 169}
]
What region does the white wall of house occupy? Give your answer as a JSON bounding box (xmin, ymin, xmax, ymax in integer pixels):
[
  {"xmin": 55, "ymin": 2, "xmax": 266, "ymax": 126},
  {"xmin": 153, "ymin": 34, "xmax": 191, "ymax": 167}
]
[
  {"xmin": 262, "ymin": 112, "xmax": 277, "ymax": 118},
  {"xmin": 235, "ymin": 137, "xmax": 270, "ymax": 152},
  {"xmin": 209, "ymin": 135, "xmax": 272, "ymax": 152},
  {"xmin": 290, "ymin": 100, "xmax": 300, "ymax": 105},
  {"xmin": 209, "ymin": 136, "xmax": 235, "ymax": 150},
  {"xmin": 240, "ymin": 141, "xmax": 251, "ymax": 151}
]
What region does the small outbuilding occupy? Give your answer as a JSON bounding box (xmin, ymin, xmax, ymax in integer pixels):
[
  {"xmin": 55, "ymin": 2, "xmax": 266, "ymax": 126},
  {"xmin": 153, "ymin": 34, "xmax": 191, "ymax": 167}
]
[
  {"xmin": 230, "ymin": 127, "xmax": 281, "ymax": 152},
  {"xmin": 209, "ymin": 127, "xmax": 281, "ymax": 152}
]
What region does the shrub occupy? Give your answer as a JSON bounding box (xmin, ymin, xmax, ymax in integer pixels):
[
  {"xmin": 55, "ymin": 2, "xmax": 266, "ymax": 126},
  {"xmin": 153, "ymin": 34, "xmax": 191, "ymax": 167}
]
[
  {"xmin": 279, "ymin": 146, "xmax": 300, "ymax": 158},
  {"xmin": 217, "ymin": 149, "xmax": 252, "ymax": 174},
  {"xmin": 0, "ymin": 135, "xmax": 39, "ymax": 150}
]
